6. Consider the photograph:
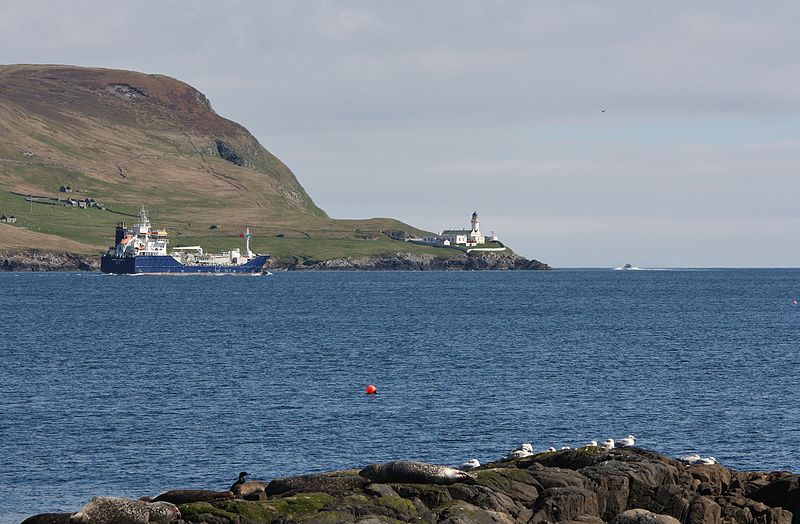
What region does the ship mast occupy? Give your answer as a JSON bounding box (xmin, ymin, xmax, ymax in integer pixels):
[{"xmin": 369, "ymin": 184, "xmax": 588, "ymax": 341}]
[{"xmin": 244, "ymin": 228, "xmax": 253, "ymax": 257}]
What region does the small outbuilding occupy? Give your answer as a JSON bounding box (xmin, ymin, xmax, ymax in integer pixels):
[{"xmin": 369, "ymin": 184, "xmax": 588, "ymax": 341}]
[
  {"xmin": 59, "ymin": 185, "xmax": 72, "ymax": 193},
  {"xmin": 0, "ymin": 214, "xmax": 17, "ymax": 224}
]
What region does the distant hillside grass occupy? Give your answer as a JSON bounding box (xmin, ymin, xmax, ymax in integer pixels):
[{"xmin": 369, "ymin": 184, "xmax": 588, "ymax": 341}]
[{"xmin": 0, "ymin": 191, "xmax": 459, "ymax": 262}]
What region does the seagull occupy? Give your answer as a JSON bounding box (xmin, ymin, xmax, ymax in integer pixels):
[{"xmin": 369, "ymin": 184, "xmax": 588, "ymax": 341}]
[
  {"xmin": 602, "ymin": 438, "xmax": 615, "ymax": 450},
  {"xmin": 507, "ymin": 442, "xmax": 534, "ymax": 459},
  {"xmin": 678, "ymin": 453, "xmax": 717, "ymax": 465},
  {"xmin": 560, "ymin": 446, "xmax": 571, "ymax": 450},
  {"xmin": 587, "ymin": 440, "xmax": 598, "ymax": 447},
  {"xmin": 618, "ymin": 435, "xmax": 636, "ymax": 447},
  {"xmin": 459, "ymin": 458, "xmax": 480, "ymax": 470},
  {"xmin": 546, "ymin": 447, "xmax": 557, "ymax": 452}
]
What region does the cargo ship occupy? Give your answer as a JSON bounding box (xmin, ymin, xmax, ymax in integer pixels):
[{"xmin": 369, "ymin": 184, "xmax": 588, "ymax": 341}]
[{"xmin": 100, "ymin": 208, "xmax": 270, "ymax": 274}]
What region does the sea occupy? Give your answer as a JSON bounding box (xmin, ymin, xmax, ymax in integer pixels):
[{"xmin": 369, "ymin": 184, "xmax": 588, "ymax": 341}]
[{"xmin": 1, "ymin": 269, "xmax": 799, "ymax": 522}]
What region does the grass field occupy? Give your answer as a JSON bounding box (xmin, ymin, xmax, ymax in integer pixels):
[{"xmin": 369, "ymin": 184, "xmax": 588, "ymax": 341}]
[{"xmin": 0, "ymin": 191, "xmax": 460, "ymax": 261}]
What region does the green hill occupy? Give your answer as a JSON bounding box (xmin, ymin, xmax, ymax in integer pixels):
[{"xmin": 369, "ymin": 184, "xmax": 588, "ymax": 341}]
[{"xmin": 0, "ymin": 64, "xmax": 458, "ymax": 263}]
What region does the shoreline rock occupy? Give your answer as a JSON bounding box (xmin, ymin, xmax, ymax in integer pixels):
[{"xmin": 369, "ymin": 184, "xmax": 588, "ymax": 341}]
[
  {"xmin": 0, "ymin": 250, "xmax": 551, "ymax": 272},
  {"xmin": 21, "ymin": 447, "xmax": 800, "ymax": 523},
  {"xmin": 0, "ymin": 250, "xmax": 99, "ymax": 272},
  {"xmin": 274, "ymin": 252, "xmax": 552, "ymax": 271}
]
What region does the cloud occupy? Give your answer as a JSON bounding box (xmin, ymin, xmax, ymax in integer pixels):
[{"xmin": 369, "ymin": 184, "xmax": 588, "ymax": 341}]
[{"xmin": 1, "ymin": 1, "xmax": 799, "ymax": 265}]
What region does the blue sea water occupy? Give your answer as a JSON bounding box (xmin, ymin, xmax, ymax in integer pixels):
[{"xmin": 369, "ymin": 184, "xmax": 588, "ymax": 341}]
[{"xmin": 1, "ymin": 269, "xmax": 799, "ymax": 522}]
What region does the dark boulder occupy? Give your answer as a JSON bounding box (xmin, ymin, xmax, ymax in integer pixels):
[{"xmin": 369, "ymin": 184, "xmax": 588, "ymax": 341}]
[
  {"xmin": 448, "ymin": 483, "xmax": 522, "ymax": 516},
  {"xmin": 686, "ymin": 495, "xmax": 721, "ymax": 524},
  {"xmin": 531, "ymin": 486, "xmax": 600, "ymax": 523},
  {"xmin": 473, "ymin": 468, "xmax": 540, "ymax": 504}
]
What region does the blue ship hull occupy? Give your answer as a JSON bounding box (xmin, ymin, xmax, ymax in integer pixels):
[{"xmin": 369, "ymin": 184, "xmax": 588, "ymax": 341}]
[{"xmin": 101, "ymin": 254, "xmax": 270, "ymax": 274}]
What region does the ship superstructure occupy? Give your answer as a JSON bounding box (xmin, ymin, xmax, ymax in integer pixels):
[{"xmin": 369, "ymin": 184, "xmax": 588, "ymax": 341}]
[{"xmin": 101, "ymin": 208, "xmax": 269, "ymax": 274}]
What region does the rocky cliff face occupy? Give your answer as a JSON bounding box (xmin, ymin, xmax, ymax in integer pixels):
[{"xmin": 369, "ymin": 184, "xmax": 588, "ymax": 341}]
[{"xmin": 21, "ymin": 447, "xmax": 800, "ymax": 524}]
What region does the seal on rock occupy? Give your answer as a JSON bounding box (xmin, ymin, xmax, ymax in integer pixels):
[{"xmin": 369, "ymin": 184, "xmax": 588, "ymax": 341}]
[
  {"xmin": 69, "ymin": 496, "xmax": 179, "ymax": 524},
  {"xmin": 152, "ymin": 489, "xmax": 234, "ymax": 505},
  {"xmin": 359, "ymin": 460, "xmax": 476, "ymax": 485}
]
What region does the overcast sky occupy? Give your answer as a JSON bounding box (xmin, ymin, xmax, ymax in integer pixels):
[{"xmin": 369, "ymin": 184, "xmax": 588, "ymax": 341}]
[{"xmin": 2, "ymin": 1, "xmax": 799, "ymax": 266}]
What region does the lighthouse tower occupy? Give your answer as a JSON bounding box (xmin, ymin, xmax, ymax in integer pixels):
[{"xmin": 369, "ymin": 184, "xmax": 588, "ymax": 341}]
[{"xmin": 468, "ymin": 211, "xmax": 484, "ymax": 244}]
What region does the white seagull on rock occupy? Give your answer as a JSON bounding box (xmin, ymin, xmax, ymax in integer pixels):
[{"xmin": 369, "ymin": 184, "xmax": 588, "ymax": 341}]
[
  {"xmin": 678, "ymin": 453, "xmax": 718, "ymax": 466},
  {"xmin": 602, "ymin": 438, "xmax": 615, "ymax": 450},
  {"xmin": 587, "ymin": 440, "xmax": 598, "ymax": 447},
  {"xmin": 507, "ymin": 442, "xmax": 534, "ymax": 459},
  {"xmin": 459, "ymin": 458, "xmax": 480, "ymax": 470},
  {"xmin": 618, "ymin": 435, "xmax": 637, "ymax": 447},
  {"xmin": 546, "ymin": 447, "xmax": 557, "ymax": 452}
]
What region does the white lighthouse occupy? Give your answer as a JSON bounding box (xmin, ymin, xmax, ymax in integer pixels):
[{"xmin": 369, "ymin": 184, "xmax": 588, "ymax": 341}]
[{"xmin": 468, "ymin": 211, "xmax": 484, "ymax": 245}]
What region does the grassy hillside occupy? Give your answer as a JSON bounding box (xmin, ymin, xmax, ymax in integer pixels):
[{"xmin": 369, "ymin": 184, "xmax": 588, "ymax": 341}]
[{"xmin": 0, "ymin": 64, "xmax": 453, "ymax": 262}]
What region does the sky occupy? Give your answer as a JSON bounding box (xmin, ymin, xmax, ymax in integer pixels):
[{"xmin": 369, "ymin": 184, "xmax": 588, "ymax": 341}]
[{"xmin": 1, "ymin": 1, "xmax": 799, "ymax": 267}]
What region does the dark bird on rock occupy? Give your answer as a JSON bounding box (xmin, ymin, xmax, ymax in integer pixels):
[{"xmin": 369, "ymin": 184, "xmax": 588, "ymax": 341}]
[{"xmin": 229, "ymin": 471, "xmax": 248, "ymax": 491}]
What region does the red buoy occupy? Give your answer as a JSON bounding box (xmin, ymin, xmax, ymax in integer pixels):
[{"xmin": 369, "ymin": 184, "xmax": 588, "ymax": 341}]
[{"xmin": 366, "ymin": 384, "xmax": 377, "ymax": 395}]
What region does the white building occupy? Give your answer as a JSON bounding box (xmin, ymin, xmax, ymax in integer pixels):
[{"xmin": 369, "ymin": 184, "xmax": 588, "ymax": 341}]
[{"xmin": 424, "ymin": 211, "xmax": 491, "ymax": 246}]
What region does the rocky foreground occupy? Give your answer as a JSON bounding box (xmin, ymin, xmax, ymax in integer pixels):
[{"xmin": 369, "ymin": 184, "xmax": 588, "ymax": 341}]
[
  {"xmin": 0, "ymin": 250, "xmax": 550, "ymax": 272},
  {"xmin": 22, "ymin": 447, "xmax": 800, "ymax": 524}
]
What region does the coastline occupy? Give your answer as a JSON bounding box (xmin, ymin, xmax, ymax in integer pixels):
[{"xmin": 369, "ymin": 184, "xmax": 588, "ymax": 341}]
[
  {"xmin": 21, "ymin": 446, "xmax": 798, "ymax": 523},
  {"xmin": 0, "ymin": 250, "xmax": 551, "ymax": 272}
]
